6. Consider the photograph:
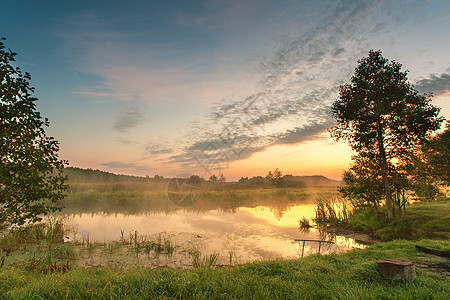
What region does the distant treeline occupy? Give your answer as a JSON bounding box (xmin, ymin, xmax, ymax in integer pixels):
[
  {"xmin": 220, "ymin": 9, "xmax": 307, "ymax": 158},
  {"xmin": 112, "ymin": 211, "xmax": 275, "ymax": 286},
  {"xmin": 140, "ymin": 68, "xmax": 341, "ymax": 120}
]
[
  {"xmin": 63, "ymin": 167, "xmax": 341, "ymax": 188},
  {"xmin": 63, "ymin": 167, "xmax": 164, "ymax": 183},
  {"xmin": 237, "ymin": 175, "xmax": 340, "ymax": 188}
]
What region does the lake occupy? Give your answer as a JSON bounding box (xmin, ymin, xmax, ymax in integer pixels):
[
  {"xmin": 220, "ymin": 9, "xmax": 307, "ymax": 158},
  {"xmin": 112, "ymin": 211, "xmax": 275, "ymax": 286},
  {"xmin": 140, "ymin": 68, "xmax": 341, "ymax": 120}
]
[{"xmin": 62, "ymin": 193, "xmax": 365, "ymax": 267}]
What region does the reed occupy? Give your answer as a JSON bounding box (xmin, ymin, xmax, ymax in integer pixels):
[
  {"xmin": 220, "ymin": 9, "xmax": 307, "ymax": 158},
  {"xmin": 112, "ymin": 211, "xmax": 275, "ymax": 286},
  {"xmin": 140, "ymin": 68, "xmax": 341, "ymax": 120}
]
[{"xmin": 313, "ymin": 197, "xmax": 350, "ymax": 225}]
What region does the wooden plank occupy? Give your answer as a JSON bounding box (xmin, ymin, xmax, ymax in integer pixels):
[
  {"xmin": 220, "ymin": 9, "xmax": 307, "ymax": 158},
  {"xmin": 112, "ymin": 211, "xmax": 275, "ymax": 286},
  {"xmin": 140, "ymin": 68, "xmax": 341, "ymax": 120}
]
[{"xmin": 415, "ymin": 245, "xmax": 450, "ymax": 258}]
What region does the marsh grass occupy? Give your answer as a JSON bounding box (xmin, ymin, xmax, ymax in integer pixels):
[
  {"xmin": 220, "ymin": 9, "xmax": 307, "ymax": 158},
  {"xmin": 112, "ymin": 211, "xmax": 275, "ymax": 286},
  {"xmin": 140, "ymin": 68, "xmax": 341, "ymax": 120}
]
[
  {"xmin": 147, "ymin": 233, "xmax": 177, "ymax": 257},
  {"xmin": 190, "ymin": 247, "xmax": 219, "ymax": 269},
  {"xmin": 12, "ymin": 217, "xmax": 73, "ymax": 274}
]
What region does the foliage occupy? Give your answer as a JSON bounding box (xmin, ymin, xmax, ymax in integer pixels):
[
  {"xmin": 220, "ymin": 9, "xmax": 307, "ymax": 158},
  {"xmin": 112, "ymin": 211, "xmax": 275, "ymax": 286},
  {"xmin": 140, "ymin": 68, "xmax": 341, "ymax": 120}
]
[
  {"xmin": 339, "ymin": 156, "xmax": 384, "ymax": 211},
  {"xmin": 208, "ymin": 173, "xmax": 226, "ymax": 183},
  {"xmin": 298, "ymin": 216, "xmax": 311, "ymax": 231},
  {"xmin": 424, "ymin": 123, "xmax": 450, "ymax": 184},
  {"xmin": 64, "ymin": 166, "xmax": 157, "ymax": 184},
  {"xmin": 405, "ymin": 123, "xmax": 450, "ymax": 201},
  {"xmin": 0, "ymin": 38, "xmax": 68, "ymax": 227},
  {"xmin": 331, "ymin": 50, "xmax": 443, "ymax": 218}
]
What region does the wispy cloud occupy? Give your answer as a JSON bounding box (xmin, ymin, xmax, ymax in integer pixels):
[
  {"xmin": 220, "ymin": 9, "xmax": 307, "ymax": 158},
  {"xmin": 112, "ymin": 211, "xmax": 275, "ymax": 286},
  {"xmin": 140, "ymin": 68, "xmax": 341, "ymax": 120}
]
[
  {"xmin": 145, "ymin": 143, "xmax": 174, "ymax": 155},
  {"xmin": 415, "ymin": 72, "xmax": 450, "ymax": 96},
  {"xmin": 112, "ymin": 104, "xmax": 148, "ymax": 133},
  {"xmin": 58, "ymin": 0, "xmax": 442, "ymax": 177},
  {"xmin": 59, "ymin": 9, "xmax": 254, "ymax": 106},
  {"xmin": 166, "ymin": 0, "xmax": 381, "ymax": 173}
]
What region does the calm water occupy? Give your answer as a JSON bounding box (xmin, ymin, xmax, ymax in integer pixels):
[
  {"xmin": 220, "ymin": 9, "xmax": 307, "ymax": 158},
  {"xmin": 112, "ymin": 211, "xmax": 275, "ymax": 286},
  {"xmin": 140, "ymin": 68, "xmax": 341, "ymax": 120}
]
[{"xmin": 64, "ymin": 202, "xmax": 364, "ymax": 263}]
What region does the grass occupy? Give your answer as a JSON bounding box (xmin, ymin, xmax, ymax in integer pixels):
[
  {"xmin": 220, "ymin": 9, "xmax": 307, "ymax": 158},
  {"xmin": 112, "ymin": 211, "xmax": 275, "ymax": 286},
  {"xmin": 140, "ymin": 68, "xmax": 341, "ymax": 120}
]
[
  {"xmin": 0, "ymin": 239, "xmax": 448, "ymax": 299},
  {"xmin": 305, "ymin": 197, "xmax": 449, "ymax": 242},
  {"xmin": 347, "ymin": 200, "xmax": 450, "ymax": 241},
  {"xmin": 189, "ymin": 245, "xmax": 220, "ymax": 269}
]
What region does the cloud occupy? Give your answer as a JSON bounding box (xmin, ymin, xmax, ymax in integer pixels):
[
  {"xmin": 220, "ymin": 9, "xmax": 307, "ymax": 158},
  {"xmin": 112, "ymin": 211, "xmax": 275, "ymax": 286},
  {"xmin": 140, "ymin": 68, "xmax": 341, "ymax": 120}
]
[
  {"xmin": 112, "ymin": 104, "xmax": 148, "ymax": 133},
  {"xmin": 414, "ymin": 72, "xmax": 450, "ymax": 96},
  {"xmin": 166, "ymin": 0, "xmax": 381, "ymax": 172},
  {"xmin": 59, "ymin": 0, "xmax": 430, "ymax": 176},
  {"xmin": 60, "ymin": 9, "xmax": 257, "ymax": 106},
  {"xmin": 145, "ymin": 144, "xmax": 174, "ymax": 155}
]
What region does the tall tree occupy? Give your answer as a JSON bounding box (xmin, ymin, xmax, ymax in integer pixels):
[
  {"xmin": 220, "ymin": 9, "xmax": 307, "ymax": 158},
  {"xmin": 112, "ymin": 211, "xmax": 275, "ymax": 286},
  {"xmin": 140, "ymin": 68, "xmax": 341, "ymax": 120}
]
[
  {"xmin": 331, "ymin": 50, "xmax": 443, "ymax": 219},
  {"xmin": 0, "ymin": 38, "xmax": 68, "ymax": 227}
]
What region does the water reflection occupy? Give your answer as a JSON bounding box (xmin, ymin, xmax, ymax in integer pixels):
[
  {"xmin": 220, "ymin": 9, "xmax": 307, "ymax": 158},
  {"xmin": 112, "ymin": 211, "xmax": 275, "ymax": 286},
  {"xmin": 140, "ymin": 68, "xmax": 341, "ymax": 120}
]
[{"xmin": 63, "ymin": 202, "xmax": 365, "ymax": 264}]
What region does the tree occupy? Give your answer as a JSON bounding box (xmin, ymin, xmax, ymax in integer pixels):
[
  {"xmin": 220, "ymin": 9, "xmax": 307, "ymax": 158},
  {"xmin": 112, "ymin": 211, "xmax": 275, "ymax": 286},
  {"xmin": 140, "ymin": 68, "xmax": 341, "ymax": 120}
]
[
  {"xmin": 266, "ymin": 168, "xmax": 284, "ymax": 187},
  {"xmin": 208, "ymin": 174, "xmax": 218, "ymax": 183},
  {"xmin": 218, "ymin": 173, "xmax": 226, "ymax": 183},
  {"xmin": 339, "ymin": 156, "xmax": 384, "ymax": 214},
  {"xmin": 0, "ymin": 38, "xmax": 68, "ymax": 227},
  {"xmin": 331, "ymin": 50, "xmax": 443, "ymax": 219}
]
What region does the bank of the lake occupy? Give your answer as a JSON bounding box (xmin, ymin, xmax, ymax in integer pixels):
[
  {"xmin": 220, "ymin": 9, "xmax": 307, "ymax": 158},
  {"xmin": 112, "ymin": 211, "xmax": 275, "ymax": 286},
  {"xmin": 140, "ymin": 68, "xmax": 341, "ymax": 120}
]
[
  {"xmin": 324, "ymin": 200, "xmax": 450, "ymax": 242},
  {"xmin": 1, "ymin": 239, "xmax": 449, "ymax": 299}
]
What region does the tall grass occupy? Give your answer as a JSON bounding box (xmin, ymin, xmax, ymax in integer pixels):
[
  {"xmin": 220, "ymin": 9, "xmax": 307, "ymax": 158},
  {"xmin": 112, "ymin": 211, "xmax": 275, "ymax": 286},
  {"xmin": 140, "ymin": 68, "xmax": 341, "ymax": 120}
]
[
  {"xmin": 0, "ymin": 217, "xmax": 72, "ymax": 273},
  {"xmin": 314, "ymin": 197, "xmax": 351, "ymax": 225}
]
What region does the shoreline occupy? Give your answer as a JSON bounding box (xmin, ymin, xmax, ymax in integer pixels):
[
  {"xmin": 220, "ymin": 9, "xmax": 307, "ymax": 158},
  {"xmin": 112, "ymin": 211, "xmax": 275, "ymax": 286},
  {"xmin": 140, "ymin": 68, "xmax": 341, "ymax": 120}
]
[{"xmin": 322, "ymin": 225, "xmax": 380, "ymax": 245}]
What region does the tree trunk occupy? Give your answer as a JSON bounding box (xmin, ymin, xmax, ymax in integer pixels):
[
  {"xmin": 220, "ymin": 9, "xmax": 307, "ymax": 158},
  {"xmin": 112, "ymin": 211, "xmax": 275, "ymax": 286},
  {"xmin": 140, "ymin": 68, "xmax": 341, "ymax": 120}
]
[
  {"xmin": 377, "ymin": 123, "xmax": 393, "ymax": 220},
  {"xmin": 402, "ymin": 190, "xmax": 406, "ymax": 215}
]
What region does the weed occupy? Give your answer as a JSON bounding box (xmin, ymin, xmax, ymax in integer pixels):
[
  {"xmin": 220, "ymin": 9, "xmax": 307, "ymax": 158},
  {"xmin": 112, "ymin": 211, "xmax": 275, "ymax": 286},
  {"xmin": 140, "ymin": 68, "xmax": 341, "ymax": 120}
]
[
  {"xmin": 120, "ymin": 230, "xmax": 124, "ymax": 242},
  {"xmin": 164, "ymin": 237, "xmax": 176, "ymax": 256}
]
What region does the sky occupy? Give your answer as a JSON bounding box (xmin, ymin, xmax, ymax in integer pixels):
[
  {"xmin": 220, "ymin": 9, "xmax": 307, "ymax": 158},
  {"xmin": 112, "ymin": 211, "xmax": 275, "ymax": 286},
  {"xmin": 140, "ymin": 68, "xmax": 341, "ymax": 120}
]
[{"xmin": 2, "ymin": 0, "xmax": 450, "ymax": 181}]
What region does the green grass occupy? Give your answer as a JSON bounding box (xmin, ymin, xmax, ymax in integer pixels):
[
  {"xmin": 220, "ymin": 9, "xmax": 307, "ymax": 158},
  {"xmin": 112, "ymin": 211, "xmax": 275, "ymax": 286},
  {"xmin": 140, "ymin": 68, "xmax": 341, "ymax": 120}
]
[
  {"xmin": 347, "ymin": 200, "xmax": 450, "ymax": 241},
  {"xmin": 0, "ymin": 240, "xmax": 448, "ymax": 299}
]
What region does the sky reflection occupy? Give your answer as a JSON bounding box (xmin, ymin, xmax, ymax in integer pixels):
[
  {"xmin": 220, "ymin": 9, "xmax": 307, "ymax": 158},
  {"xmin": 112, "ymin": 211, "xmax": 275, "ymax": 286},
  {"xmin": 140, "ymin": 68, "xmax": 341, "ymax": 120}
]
[{"xmin": 66, "ymin": 203, "xmax": 364, "ymax": 263}]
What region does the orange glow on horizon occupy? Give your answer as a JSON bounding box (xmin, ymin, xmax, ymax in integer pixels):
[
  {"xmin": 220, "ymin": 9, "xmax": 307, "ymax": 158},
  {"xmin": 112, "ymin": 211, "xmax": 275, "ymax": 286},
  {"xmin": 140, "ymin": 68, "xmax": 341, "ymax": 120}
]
[{"xmin": 225, "ymin": 134, "xmax": 353, "ymax": 181}]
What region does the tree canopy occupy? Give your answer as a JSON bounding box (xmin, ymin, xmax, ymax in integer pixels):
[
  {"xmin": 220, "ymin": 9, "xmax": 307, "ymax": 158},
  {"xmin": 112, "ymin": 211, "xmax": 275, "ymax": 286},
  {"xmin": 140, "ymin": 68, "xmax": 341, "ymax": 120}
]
[
  {"xmin": 331, "ymin": 50, "xmax": 443, "ymax": 219},
  {"xmin": 0, "ymin": 38, "xmax": 68, "ymax": 227}
]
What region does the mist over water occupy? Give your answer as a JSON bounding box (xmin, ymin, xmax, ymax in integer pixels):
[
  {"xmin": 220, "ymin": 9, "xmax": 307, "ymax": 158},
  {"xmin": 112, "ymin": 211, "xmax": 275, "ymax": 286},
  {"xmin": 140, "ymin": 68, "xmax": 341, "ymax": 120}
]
[{"xmin": 61, "ymin": 192, "xmax": 364, "ymax": 263}]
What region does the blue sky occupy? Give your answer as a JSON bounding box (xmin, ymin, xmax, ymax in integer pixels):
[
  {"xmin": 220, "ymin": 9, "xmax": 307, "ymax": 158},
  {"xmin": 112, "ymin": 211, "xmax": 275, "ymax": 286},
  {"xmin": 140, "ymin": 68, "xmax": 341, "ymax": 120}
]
[{"xmin": 2, "ymin": 0, "xmax": 450, "ymax": 180}]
